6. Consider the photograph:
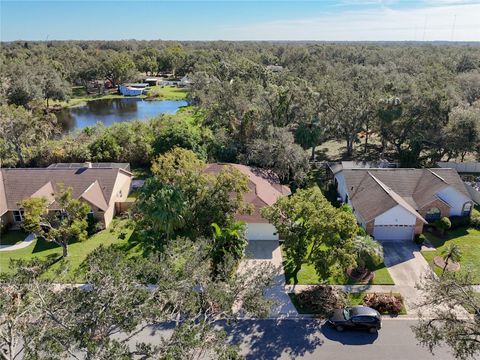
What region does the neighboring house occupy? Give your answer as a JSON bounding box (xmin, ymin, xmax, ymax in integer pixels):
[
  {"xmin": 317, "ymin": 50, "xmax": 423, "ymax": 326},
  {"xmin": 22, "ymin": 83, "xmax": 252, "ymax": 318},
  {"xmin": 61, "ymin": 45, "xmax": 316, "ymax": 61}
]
[
  {"xmin": 179, "ymin": 75, "xmax": 193, "ymax": 87},
  {"xmin": 333, "ymin": 167, "xmax": 473, "ymax": 241},
  {"xmin": 118, "ymin": 83, "xmax": 148, "ymax": 96},
  {"xmin": 204, "ymin": 163, "xmax": 291, "ymax": 241},
  {"xmin": 0, "ymin": 163, "xmax": 133, "ymax": 231}
]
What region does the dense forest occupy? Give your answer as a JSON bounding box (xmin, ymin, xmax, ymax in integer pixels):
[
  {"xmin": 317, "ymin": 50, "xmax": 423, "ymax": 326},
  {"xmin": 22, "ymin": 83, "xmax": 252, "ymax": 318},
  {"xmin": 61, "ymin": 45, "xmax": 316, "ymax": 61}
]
[{"xmin": 1, "ymin": 40, "xmax": 480, "ymax": 187}]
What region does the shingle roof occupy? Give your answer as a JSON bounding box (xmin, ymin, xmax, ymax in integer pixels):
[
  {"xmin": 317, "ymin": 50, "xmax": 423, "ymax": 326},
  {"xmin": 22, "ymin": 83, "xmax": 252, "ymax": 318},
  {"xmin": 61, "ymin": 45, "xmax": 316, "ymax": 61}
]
[
  {"xmin": 204, "ymin": 163, "xmax": 291, "ymax": 223},
  {"xmin": 342, "ymin": 168, "xmax": 470, "ymax": 222},
  {"xmin": 0, "ymin": 167, "xmax": 128, "ymax": 211}
]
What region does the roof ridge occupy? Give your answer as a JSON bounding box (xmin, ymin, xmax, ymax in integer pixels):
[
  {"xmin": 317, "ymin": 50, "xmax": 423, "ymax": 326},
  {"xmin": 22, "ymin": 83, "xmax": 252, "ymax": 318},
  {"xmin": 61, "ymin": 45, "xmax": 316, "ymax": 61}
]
[
  {"xmin": 428, "ymin": 169, "xmax": 448, "ymax": 184},
  {"xmin": 367, "ymin": 171, "xmax": 427, "ymax": 224}
]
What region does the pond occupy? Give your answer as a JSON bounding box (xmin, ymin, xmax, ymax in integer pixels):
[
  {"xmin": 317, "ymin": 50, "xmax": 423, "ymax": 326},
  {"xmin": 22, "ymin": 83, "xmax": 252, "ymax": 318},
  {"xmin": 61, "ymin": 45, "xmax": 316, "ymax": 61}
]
[{"xmin": 56, "ymin": 98, "xmax": 188, "ymax": 132}]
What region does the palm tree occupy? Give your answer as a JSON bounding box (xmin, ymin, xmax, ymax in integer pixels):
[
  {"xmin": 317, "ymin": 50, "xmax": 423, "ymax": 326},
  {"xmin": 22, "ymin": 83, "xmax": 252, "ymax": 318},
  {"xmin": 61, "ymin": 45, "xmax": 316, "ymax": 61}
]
[
  {"xmin": 211, "ymin": 221, "xmax": 247, "ymax": 277},
  {"xmin": 136, "ymin": 178, "xmax": 186, "ymax": 245},
  {"xmin": 352, "ymin": 235, "xmax": 384, "ymax": 275},
  {"xmin": 441, "ymin": 243, "xmax": 462, "ymax": 276}
]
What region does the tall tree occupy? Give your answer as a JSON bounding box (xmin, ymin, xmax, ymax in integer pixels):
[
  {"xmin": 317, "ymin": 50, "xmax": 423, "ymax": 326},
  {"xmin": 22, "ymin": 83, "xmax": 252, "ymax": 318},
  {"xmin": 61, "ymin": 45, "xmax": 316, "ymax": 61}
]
[
  {"xmin": 262, "ymin": 186, "xmax": 359, "ymax": 284},
  {"xmin": 247, "ymin": 126, "xmax": 310, "ymax": 185},
  {"xmin": 1, "ymin": 241, "xmax": 275, "ymax": 360},
  {"xmin": 412, "ymin": 271, "xmax": 480, "ymax": 360},
  {"xmin": 0, "ymin": 104, "xmax": 58, "ymax": 166},
  {"xmin": 20, "ymin": 187, "xmax": 90, "ymax": 258}
]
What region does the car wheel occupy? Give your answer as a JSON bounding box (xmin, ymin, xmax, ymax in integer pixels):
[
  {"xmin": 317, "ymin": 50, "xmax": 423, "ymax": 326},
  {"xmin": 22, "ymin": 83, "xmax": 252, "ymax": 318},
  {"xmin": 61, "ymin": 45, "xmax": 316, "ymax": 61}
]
[
  {"xmin": 336, "ymin": 326, "xmax": 344, "ymax": 332},
  {"xmin": 369, "ymin": 327, "xmax": 378, "ymax": 333}
]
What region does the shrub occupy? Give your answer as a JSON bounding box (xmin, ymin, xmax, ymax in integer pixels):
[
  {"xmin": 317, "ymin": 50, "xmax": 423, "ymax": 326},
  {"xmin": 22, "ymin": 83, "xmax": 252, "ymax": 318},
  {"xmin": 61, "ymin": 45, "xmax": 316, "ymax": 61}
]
[
  {"xmin": 414, "ymin": 234, "xmax": 426, "ymax": 245},
  {"xmin": 295, "ymin": 285, "xmax": 347, "ymax": 317},
  {"xmin": 436, "ymin": 217, "xmax": 452, "ymax": 235},
  {"xmin": 449, "ymin": 216, "xmax": 470, "ymax": 229},
  {"xmin": 363, "ymin": 293, "xmax": 403, "ymax": 315},
  {"xmin": 470, "ymin": 214, "xmax": 480, "ymax": 230}
]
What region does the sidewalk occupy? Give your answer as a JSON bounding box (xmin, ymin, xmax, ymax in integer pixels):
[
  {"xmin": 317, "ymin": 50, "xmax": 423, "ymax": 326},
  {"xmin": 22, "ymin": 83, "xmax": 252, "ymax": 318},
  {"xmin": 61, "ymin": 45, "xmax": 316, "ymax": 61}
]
[{"xmin": 0, "ymin": 233, "xmax": 35, "ymax": 251}]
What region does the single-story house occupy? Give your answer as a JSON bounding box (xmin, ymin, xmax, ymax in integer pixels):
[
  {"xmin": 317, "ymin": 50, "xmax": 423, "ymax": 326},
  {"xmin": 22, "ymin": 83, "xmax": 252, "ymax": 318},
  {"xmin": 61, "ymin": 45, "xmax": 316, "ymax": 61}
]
[
  {"xmin": 0, "ymin": 162, "xmax": 133, "ymax": 231},
  {"xmin": 333, "ymin": 167, "xmax": 473, "ymax": 241},
  {"xmin": 118, "ymin": 83, "xmax": 148, "ymax": 96},
  {"xmin": 203, "ymin": 163, "xmax": 291, "ymax": 241},
  {"xmin": 144, "ymin": 77, "xmax": 162, "ymax": 86}
]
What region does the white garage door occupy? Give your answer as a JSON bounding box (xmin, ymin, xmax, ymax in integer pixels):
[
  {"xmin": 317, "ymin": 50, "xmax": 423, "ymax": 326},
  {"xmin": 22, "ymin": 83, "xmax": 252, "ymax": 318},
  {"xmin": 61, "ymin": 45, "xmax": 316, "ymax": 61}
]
[{"xmin": 373, "ymin": 225, "xmax": 414, "ymax": 241}]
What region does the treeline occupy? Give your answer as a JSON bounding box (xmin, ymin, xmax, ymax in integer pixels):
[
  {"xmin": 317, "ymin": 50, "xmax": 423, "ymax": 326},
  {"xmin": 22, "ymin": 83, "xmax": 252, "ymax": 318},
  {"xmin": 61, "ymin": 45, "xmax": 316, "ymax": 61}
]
[{"xmin": 1, "ymin": 40, "xmax": 480, "ymax": 186}]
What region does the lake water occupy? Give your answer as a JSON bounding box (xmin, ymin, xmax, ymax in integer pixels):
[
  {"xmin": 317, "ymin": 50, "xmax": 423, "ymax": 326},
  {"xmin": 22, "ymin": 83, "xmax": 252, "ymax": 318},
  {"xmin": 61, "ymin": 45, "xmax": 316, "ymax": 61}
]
[{"xmin": 56, "ymin": 98, "xmax": 188, "ymax": 132}]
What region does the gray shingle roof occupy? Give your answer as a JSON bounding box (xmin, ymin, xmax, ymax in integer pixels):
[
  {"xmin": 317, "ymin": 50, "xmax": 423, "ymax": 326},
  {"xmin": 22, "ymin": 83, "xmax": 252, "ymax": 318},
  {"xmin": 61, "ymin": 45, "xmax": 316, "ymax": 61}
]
[{"xmin": 342, "ymin": 168, "xmax": 470, "ymax": 222}]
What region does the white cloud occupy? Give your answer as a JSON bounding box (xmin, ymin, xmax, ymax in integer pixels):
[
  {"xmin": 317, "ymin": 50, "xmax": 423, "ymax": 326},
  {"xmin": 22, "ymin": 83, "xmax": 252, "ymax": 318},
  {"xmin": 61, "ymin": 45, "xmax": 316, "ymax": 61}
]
[{"xmin": 223, "ymin": 3, "xmax": 480, "ymax": 41}]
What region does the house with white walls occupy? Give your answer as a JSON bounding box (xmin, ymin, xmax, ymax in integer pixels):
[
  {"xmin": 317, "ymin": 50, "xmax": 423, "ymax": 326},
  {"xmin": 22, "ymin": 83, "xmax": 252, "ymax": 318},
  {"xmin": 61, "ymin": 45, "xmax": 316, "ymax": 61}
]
[{"xmin": 333, "ymin": 167, "xmax": 473, "ymax": 241}]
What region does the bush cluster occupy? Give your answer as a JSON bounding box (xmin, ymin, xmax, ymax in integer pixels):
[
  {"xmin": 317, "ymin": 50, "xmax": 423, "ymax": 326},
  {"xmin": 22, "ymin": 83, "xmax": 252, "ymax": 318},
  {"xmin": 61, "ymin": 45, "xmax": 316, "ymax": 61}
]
[
  {"xmin": 363, "ymin": 293, "xmax": 403, "ymax": 314},
  {"xmin": 295, "ymin": 285, "xmax": 347, "ymax": 317}
]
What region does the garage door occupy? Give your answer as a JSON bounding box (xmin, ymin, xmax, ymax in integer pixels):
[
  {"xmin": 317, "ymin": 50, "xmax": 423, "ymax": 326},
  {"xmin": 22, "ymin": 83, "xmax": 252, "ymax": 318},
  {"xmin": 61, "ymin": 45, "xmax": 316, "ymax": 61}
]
[
  {"xmin": 246, "ymin": 223, "xmax": 279, "ymax": 241},
  {"xmin": 373, "ymin": 225, "xmax": 414, "ymax": 241}
]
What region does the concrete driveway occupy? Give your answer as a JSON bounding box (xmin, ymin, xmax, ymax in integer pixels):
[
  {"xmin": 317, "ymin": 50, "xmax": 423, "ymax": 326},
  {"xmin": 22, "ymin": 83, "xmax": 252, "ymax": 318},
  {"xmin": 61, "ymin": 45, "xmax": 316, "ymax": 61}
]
[
  {"xmin": 380, "ymin": 240, "xmax": 431, "ymax": 310},
  {"xmin": 239, "ymin": 240, "xmax": 298, "ymax": 317}
]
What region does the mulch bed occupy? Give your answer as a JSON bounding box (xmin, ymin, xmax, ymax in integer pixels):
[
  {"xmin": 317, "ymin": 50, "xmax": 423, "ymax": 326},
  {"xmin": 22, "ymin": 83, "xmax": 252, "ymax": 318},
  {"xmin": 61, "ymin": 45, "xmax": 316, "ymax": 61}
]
[
  {"xmin": 433, "ymin": 256, "xmax": 461, "ymax": 272},
  {"xmin": 346, "ymin": 268, "xmax": 375, "ymax": 283}
]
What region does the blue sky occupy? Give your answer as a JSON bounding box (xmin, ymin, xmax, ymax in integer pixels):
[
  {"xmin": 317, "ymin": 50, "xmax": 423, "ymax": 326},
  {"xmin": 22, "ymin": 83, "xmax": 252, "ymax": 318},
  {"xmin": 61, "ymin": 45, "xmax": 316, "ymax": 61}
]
[{"xmin": 1, "ymin": 1, "xmax": 479, "ymax": 41}]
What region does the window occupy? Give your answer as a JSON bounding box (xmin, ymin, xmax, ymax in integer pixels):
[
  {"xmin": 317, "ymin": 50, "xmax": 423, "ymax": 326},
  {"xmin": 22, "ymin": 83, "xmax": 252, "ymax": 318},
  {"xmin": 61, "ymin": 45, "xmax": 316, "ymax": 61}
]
[
  {"xmin": 462, "ymin": 202, "xmax": 472, "ymax": 217},
  {"xmin": 13, "ymin": 210, "xmax": 24, "ymax": 222},
  {"xmin": 425, "ymin": 207, "xmax": 441, "ymax": 222}
]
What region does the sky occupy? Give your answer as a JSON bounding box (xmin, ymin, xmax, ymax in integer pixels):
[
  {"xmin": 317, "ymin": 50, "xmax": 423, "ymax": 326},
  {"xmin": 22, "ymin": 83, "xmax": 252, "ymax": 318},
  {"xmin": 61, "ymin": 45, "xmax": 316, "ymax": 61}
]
[{"xmin": 1, "ymin": 0, "xmax": 479, "ymax": 41}]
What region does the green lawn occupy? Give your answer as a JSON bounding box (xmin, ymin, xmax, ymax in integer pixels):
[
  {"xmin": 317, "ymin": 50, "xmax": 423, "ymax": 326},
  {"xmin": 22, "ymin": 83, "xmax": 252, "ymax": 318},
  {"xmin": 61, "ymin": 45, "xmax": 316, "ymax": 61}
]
[
  {"xmin": 0, "ymin": 219, "xmax": 139, "ymax": 281},
  {"xmin": 0, "ymin": 230, "xmax": 27, "ymax": 246},
  {"xmin": 422, "ymin": 227, "xmax": 480, "ymax": 284},
  {"xmin": 146, "ymin": 85, "xmax": 188, "ymax": 100},
  {"xmin": 283, "ymin": 247, "xmax": 394, "ymax": 285},
  {"xmin": 288, "ymin": 291, "xmax": 406, "ymax": 315}
]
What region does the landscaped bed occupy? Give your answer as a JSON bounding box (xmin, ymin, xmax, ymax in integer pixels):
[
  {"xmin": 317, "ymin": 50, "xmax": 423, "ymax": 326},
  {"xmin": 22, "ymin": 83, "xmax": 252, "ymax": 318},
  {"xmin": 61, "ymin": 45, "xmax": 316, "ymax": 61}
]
[
  {"xmin": 422, "ymin": 227, "xmax": 480, "ymax": 284},
  {"xmin": 0, "ymin": 219, "xmax": 138, "ymax": 281}
]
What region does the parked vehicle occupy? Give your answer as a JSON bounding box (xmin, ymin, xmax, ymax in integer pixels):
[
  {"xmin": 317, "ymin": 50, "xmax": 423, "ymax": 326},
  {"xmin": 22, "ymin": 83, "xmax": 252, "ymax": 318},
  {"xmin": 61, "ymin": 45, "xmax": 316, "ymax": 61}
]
[{"xmin": 328, "ymin": 306, "xmax": 381, "ymax": 333}]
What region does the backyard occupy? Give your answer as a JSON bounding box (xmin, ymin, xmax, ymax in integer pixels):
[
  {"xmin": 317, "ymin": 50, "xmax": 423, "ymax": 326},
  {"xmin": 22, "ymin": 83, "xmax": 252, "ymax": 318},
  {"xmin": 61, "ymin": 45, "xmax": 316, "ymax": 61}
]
[
  {"xmin": 0, "ymin": 219, "xmax": 141, "ymax": 281},
  {"xmin": 422, "ymin": 226, "xmax": 480, "ymax": 284}
]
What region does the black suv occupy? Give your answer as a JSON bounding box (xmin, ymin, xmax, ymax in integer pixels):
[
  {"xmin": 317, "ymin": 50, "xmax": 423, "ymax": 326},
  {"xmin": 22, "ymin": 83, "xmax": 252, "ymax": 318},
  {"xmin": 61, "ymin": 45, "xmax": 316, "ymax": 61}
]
[{"xmin": 328, "ymin": 306, "xmax": 381, "ymax": 333}]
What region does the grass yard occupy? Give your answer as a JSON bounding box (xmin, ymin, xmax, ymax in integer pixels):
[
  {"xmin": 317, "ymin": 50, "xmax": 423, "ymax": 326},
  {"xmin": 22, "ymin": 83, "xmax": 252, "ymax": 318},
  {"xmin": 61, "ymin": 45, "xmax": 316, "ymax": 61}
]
[
  {"xmin": 422, "ymin": 227, "xmax": 480, "ymax": 284},
  {"xmin": 146, "ymin": 85, "xmax": 188, "ymax": 100},
  {"xmin": 288, "ymin": 291, "xmax": 406, "ymax": 315},
  {"xmin": 283, "ymin": 247, "xmax": 394, "ymax": 285},
  {"xmin": 0, "ymin": 219, "xmax": 139, "ymax": 282},
  {"xmin": 0, "ymin": 230, "xmax": 27, "ymax": 246}
]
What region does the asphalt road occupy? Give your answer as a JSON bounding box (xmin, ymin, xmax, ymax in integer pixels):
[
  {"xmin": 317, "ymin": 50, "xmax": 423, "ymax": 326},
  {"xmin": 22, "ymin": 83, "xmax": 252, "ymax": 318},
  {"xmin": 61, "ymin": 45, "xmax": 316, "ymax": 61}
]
[{"xmin": 131, "ymin": 319, "xmax": 455, "ymax": 360}]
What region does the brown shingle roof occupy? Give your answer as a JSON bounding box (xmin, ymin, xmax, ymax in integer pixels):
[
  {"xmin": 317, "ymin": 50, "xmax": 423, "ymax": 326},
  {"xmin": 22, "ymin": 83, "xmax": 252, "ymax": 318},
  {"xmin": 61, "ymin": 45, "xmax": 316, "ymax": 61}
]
[
  {"xmin": 0, "ymin": 167, "xmax": 125, "ymax": 211},
  {"xmin": 342, "ymin": 168, "xmax": 470, "ymax": 222},
  {"xmin": 204, "ymin": 163, "xmax": 291, "ymax": 223}
]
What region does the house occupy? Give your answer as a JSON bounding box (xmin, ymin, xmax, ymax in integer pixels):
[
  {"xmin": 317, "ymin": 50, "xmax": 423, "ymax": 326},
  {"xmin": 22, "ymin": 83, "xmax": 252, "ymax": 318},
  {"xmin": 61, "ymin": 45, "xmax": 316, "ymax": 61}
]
[
  {"xmin": 0, "ymin": 162, "xmax": 133, "ymax": 231},
  {"xmin": 144, "ymin": 77, "xmax": 162, "ymax": 86},
  {"xmin": 178, "ymin": 75, "xmax": 193, "ymax": 87},
  {"xmin": 333, "ymin": 167, "xmax": 474, "ymax": 241},
  {"xmin": 203, "ymin": 163, "xmax": 291, "ymax": 241},
  {"xmin": 118, "ymin": 83, "xmax": 148, "ymax": 96}
]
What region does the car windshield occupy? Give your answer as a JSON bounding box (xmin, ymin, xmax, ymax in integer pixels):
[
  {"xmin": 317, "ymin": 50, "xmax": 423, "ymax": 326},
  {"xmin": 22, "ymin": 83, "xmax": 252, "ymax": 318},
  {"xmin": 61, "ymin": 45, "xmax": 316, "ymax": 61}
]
[{"xmin": 343, "ymin": 308, "xmax": 351, "ymax": 320}]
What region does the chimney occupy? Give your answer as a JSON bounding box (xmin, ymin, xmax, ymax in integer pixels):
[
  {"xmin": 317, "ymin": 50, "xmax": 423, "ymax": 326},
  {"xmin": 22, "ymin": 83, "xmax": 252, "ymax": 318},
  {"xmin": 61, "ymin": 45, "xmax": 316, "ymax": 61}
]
[{"xmin": 85, "ymin": 162, "xmax": 92, "ymax": 168}]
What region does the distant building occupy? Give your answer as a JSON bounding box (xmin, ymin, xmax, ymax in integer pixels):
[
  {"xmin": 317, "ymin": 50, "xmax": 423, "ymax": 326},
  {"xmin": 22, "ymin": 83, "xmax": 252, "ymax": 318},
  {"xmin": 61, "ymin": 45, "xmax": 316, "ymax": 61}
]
[{"xmin": 119, "ymin": 83, "xmax": 148, "ymax": 96}]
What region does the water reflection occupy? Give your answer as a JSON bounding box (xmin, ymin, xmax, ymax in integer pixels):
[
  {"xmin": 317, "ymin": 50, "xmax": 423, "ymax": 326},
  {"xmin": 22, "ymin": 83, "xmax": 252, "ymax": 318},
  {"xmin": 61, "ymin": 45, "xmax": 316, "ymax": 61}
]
[{"xmin": 56, "ymin": 98, "xmax": 188, "ymax": 132}]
